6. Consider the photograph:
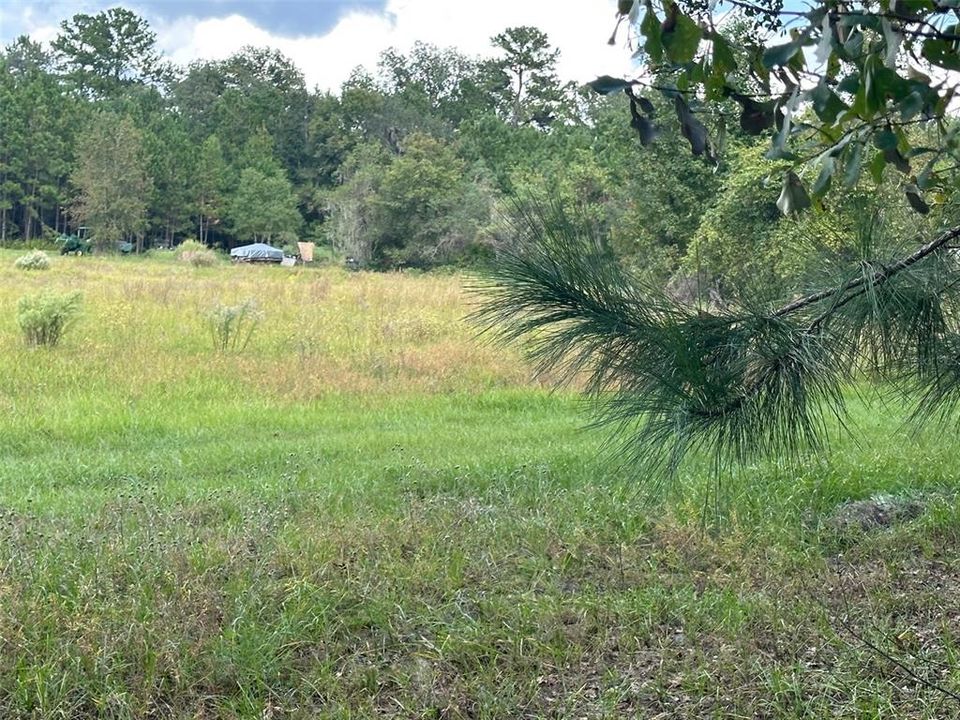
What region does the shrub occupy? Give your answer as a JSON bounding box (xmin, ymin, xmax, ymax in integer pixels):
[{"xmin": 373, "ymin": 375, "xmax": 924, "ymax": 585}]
[
  {"xmin": 14, "ymin": 250, "xmax": 51, "ymax": 271},
  {"xmin": 206, "ymin": 299, "xmax": 263, "ymax": 353},
  {"xmin": 17, "ymin": 291, "xmax": 82, "ymax": 347},
  {"xmin": 176, "ymin": 240, "xmax": 217, "ymax": 267},
  {"xmin": 175, "ymin": 240, "xmax": 207, "ymax": 258},
  {"xmin": 180, "ymin": 249, "xmax": 217, "ymax": 267}
]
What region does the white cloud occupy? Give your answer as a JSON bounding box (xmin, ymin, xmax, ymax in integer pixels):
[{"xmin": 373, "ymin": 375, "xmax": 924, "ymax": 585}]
[
  {"xmin": 154, "ymin": 0, "xmax": 632, "ymax": 93},
  {"xmin": 1, "ymin": 3, "xmax": 62, "ymax": 46}
]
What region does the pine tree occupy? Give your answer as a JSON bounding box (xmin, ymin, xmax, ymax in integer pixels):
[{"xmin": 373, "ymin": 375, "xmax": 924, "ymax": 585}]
[
  {"xmin": 72, "ymin": 113, "xmax": 152, "ymax": 251},
  {"xmin": 195, "ymin": 135, "xmax": 228, "ymax": 245}
]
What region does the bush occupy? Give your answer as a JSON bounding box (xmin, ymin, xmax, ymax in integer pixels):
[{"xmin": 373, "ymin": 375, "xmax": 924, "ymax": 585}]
[
  {"xmin": 180, "ymin": 249, "xmax": 217, "ymax": 267},
  {"xmin": 17, "ymin": 291, "xmax": 82, "ymax": 347},
  {"xmin": 206, "ymin": 299, "xmax": 263, "ymax": 353},
  {"xmin": 14, "ymin": 250, "xmax": 51, "ymax": 271},
  {"xmin": 176, "ymin": 240, "xmax": 217, "ymax": 267},
  {"xmin": 175, "ymin": 240, "xmax": 207, "ymax": 258}
]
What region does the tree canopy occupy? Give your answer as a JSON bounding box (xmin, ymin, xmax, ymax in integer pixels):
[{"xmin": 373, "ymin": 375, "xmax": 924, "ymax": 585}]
[{"xmin": 1, "ymin": 10, "xmax": 608, "ymax": 262}]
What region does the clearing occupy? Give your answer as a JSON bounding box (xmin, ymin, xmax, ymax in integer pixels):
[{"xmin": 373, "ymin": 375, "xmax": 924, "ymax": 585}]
[{"xmin": 2, "ymin": 251, "xmax": 960, "ymax": 718}]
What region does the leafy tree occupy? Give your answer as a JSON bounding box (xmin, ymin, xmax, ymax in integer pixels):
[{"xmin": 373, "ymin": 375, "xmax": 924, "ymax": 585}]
[
  {"xmin": 374, "ymin": 133, "xmax": 492, "ymax": 267},
  {"xmin": 304, "ymin": 92, "xmax": 356, "ymax": 189},
  {"xmin": 194, "ymin": 135, "xmax": 228, "ymax": 245},
  {"xmin": 327, "ymin": 135, "xmax": 494, "ymax": 268},
  {"xmin": 326, "ymin": 142, "xmax": 390, "ymax": 265},
  {"xmin": 586, "ymin": 93, "xmax": 722, "ymax": 280},
  {"xmin": 681, "ymin": 143, "xmax": 786, "ymax": 293},
  {"xmin": 0, "ymin": 54, "xmax": 14, "ymax": 244},
  {"xmin": 229, "ymin": 168, "xmax": 301, "ymax": 244},
  {"xmin": 481, "ymin": 1, "xmax": 960, "ymax": 477},
  {"xmin": 228, "ymin": 131, "xmax": 300, "ymax": 243},
  {"xmin": 235, "ymin": 127, "xmax": 285, "ymax": 178},
  {"xmin": 174, "ymin": 48, "xmax": 309, "ymax": 172},
  {"xmin": 72, "ymin": 113, "xmax": 152, "ymax": 251},
  {"xmin": 52, "ymin": 8, "xmax": 169, "ymax": 99},
  {"xmin": 170, "ymin": 60, "xmax": 227, "ymax": 143},
  {"xmin": 487, "ymin": 26, "xmax": 571, "ymax": 128},
  {"xmin": 376, "ymin": 42, "xmax": 492, "ymax": 127},
  {"xmin": 144, "ymin": 114, "xmax": 194, "ymax": 247}
]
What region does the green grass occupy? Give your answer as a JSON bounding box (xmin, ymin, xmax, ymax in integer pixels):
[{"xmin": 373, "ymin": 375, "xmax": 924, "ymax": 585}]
[{"xmin": 2, "ymin": 251, "xmax": 960, "ymax": 718}]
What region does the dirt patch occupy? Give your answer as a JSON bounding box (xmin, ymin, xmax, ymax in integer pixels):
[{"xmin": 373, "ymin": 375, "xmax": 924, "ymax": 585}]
[{"xmin": 827, "ymin": 494, "xmax": 926, "ymax": 532}]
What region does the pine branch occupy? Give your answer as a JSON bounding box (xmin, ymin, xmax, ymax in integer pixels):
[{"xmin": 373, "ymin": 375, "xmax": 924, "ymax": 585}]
[{"xmin": 773, "ymin": 224, "xmax": 960, "ymax": 322}]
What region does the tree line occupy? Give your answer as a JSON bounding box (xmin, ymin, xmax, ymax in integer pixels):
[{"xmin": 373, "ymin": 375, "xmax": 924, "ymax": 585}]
[{"xmin": 0, "ymin": 5, "xmax": 936, "ymax": 284}]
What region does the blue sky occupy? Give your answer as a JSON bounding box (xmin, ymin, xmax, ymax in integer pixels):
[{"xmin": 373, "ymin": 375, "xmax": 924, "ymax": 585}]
[
  {"xmin": 1, "ymin": 0, "xmax": 391, "ymax": 40},
  {"xmin": 126, "ymin": 0, "xmax": 387, "ymax": 36},
  {"xmin": 0, "ymin": 1, "xmax": 647, "ymax": 92}
]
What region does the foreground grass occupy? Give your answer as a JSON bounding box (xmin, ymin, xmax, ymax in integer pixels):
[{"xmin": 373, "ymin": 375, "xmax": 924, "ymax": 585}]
[{"xmin": 2, "ymin": 251, "xmax": 960, "ymax": 718}]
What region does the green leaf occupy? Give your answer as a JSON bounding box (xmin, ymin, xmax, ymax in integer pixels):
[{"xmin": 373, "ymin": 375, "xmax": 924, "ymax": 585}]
[
  {"xmin": 674, "ymin": 96, "xmax": 708, "ymax": 156},
  {"xmin": 922, "ymin": 28, "xmax": 960, "ymax": 71},
  {"xmin": 857, "ymin": 56, "xmax": 886, "ymax": 119},
  {"xmin": 838, "ymin": 12, "xmax": 881, "ymax": 31},
  {"xmin": 776, "ymin": 171, "xmax": 811, "ymax": 216},
  {"xmin": 873, "ymin": 129, "xmax": 898, "ymax": 151},
  {"xmin": 809, "ymin": 81, "xmax": 846, "ymax": 124},
  {"xmin": 762, "ymin": 41, "xmax": 800, "ymax": 69},
  {"xmin": 836, "ymin": 73, "xmax": 859, "ymax": 95},
  {"xmin": 843, "ymin": 142, "xmax": 864, "ymax": 188},
  {"xmin": 812, "ymin": 155, "xmax": 835, "ymax": 197},
  {"xmin": 872, "ymin": 64, "xmax": 910, "ymax": 104},
  {"xmin": 662, "ymin": 10, "xmax": 703, "ymax": 65},
  {"xmin": 904, "ymin": 184, "xmax": 931, "ymax": 214},
  {"xmin": 841, "ymin": 29, "xmax": 863, "ymax": 60},
  {"xmin": 711, "ymin": 33, "xmax": 736, "ymax": 75},
  {"xmin": 640, "ymin": 1, "xmax": 664, "ymax": 63},
  {"xmin": 869, "ymin": 150, "xmax": 886, "ymax": 184},
  {"xmin": 898, "ymin": 90, "xmax": 925, "ymax": 121},
  {"xmin": 766, "ymin": 146, "xmax": 799, "ymax": 161},
  {"xmin": 587, "ymin": 76, "xmax": 634, "ymax": 95}
]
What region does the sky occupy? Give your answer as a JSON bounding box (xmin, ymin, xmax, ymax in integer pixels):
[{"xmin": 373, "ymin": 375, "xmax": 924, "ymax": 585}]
[{"xmin": 0, "ymin": 0, "xmax": 632, "ymax": 92}]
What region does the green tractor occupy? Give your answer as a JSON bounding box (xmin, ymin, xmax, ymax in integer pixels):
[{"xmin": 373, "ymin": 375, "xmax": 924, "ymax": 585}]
[{"xmin": 56, "ymin": 227, "xmax": 92, "ymax": 256}]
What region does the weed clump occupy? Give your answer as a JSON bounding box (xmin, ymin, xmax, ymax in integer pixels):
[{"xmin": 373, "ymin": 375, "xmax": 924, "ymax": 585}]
[
  {"xmin": 14, "ymin": 250, "xmax": 51, "ymax": 271},
  {"xmin": 17, "ymin": 291, "xmax": 82, "ymax": 346},
  {"xmin": 207, "ymin": 299, "xmax": 263, "ymax": 353},
  {"xmin": 176, "ymin": 240, "xmax": 217, "ymax": 267},
  {"xmin": 180, "ymin": 249, "xmax": 217, "ymax": 267},
  {"xmin": 176, "ymin": 240, "xmax": 206, "ymax": 257}
]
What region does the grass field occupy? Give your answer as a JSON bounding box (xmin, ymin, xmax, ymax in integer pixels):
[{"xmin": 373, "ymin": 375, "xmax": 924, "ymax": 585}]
[{"xmin": 2, "ymin": 250, "xmax": 960, "ymax": 718}]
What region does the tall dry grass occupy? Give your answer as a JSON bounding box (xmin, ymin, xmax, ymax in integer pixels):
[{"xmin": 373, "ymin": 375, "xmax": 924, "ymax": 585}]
[{"xmin": 0, "ymin": 253, "xmax": 537, "ymax": 406}]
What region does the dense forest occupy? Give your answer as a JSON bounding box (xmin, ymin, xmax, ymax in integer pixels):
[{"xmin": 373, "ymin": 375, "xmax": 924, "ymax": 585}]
[{"xmin": 0, "ymin": 6, "xmax": 943, "ymax": 289}]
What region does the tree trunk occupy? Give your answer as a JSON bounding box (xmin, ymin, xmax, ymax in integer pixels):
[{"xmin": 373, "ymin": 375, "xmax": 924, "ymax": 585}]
[{"xmin": 513, "ymin": 68, "xmax": 524, "ymax": 127}]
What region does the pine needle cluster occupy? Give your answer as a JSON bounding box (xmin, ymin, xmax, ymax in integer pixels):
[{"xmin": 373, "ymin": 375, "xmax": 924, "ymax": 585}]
[{"xmin": 474, "ymin": 197, "xmax": 960, "ymax": 476}]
